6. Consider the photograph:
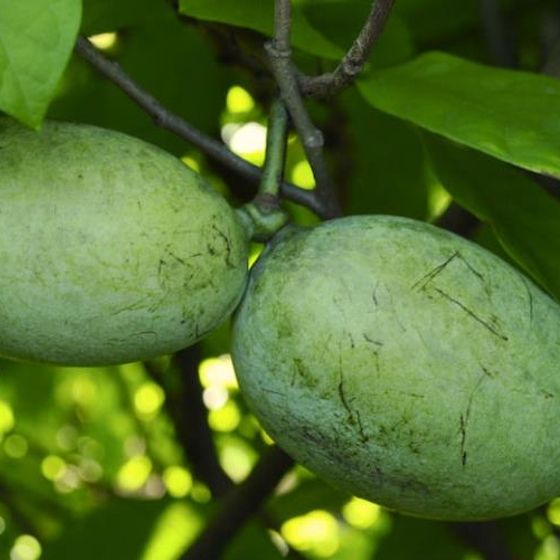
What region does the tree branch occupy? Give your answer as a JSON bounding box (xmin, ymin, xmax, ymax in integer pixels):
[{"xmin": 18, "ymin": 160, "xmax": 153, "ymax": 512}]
[
  {"xmin": 181, "ymin": 446, "xmax": 294, "ymax": 560},
  {"xmin": 299, "ymin": 0, "xmax": 397, "ymax": 98},
  {"xmin": 74, "ymin": 36, "xmax": 330, "ymax": 219},
  {"xmin": 266, "ymin": 1, "xmax": 342, "ymax": 218}
]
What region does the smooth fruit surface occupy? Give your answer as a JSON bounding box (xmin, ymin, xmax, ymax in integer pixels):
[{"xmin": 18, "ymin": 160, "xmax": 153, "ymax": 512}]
[
  {"xmin": 0, "ymin": 119, "xmax": 248, "ymax": 365},
  {"xmin": 232, "ymin": 215, "xmax": 560, "ymax": 520}
]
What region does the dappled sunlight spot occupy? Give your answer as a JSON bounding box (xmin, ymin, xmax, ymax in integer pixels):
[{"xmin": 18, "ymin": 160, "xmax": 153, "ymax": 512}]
[
  {"xmin": 70, "ymin": 376, "xmax": 97, "ymax": 406},
  {"xmin": 208, "ymin": 399, "xmax": 241, "ymax": 432},
  {"xmin": 181, "ymin": 156, "xmax": 200, "ymax": 172},
  {"xmin": 260, "ymin": 428, "xmax": 275, "ymax": 446},
  {"xmin": 223, "ymin": 122, "xmax": 267, "ymax": 166},
  {"xmin": 248, "ymin": 244, "xmax": 263, "ymax": 268},
  {"xmin": 291, "ymin": 160, "xmax": 316, "ymax": 190},
  {"xmin": 219, "ymin": 438, "xmax": 256, "ymax": 482},
  {"xmin": 547, "ymin": 498, "xmax": 560, "ymax": 526},
  {"xmin": 202, "ymin": 386, "xmax": 228, "ymax": 411},
  {"xmin": 78, "ymin": 436, "xmax": 104, "ymax": 460},
  {"xmin": 535, "ymin": 535, "xmax": 560, "ymax": 560},
  {"xmin": 163, "ymin": 466, "xmax": 193, "ymax": 498},
  {"xmin": 226, "ymin": 85, "xmax": 255, "ymax": 114},
  {"xmin": 4, "ymin": 434, "xmax": 28, "ymax": 459},
  {"xmin": 78, "ymin": 458, "xmax": 103, "ymax": 483},
  {"xmin": 88, "ymin": 32, "xmax": 118, "ymax": 50},
  {"xmin": 10, "ymin": 534, "xmax": 41, "ymax": 560},
  {"xmin": 532, "ymin": 516, "xmax": 552, "ymax": 539},
  {"xmin": 116, "ymin": 455, "xmax": 152, "ymax": 493},
  {"xmin": 56, "ymin": 425, "xmax": 78, "ymax": 451},
  {"xmin": 427, "ymin": 179, "xmax": 451, "ymax": 222},
  {"xmin": 199, "ymin": 354, "xmax": 238, "ymax": 390},
  {"xmin": 275, "ymin": 471, "xmax": 298, "ymax": 496},
  {"xmin": 342, "ymin": 497, "xmax": 381, "ymax": 529},
  {"xmin": 281, "ymin": 510, "xmax": 340, "ymax": 557},
  {"xmin": 124, "ymin": 435, "xmax": 147, "ymax": 458},
  {"xmin": 54, "ymin": 465, "xmax": 82, "ymax": 494},
  {"xmin": 0, "ymin": 400, "xmax": 14, "ymax": 435},
  {"xmin": 0, "ymin": 517, "xmax": 5, "ymax": 535},
  {"xmin": 144, "ymin": 474, "xmax": 167, "ymax": 499},
  {"xmin": 268, "ymin": 529, "xmax": 290, "ymax": 556},
  {"xmin": 134, "ymin": 382, "xmax": 165, "ymax": 419},
  {"xmin": 141, "ymin": 502, "xmax": 204, "ymax": 560},
  {"xmin": 119, "ymin": 361, "xmax": 146, "ymax": 382},
  {"xmin": 41, "ymin": 455, "xmax": 66, "ymax": 482},
  {"xmin": 190, "ymin": 482, "xmax": 211, "ymax": 503}
]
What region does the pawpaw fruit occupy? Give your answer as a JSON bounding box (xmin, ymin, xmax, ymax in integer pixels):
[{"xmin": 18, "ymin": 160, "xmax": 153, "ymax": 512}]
[
  {"xmin": 0, "ymin": 119, "xmax": 248, "ymax": 366},
  {"xmin": 232, "ymin": 215, "xmax": 560, "ymax": 520}
]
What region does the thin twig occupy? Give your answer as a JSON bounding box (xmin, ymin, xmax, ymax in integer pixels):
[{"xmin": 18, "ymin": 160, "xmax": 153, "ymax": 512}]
[
  {"xmin": 74, "ymin": 36, "xmax": 329, "ymax": 219},
  {"xmin": 266, "ymin": 1, "xmax": 342, "ymax": 218},
  {"xmin": 181, "ymin": 446, "xmax": 294, "ymax": 560},
  {"xmin": 299, "ymin": 0, "xmax": 397, "ymax": 98},
  {"xmin": 259, "ymin": 98, "xmax": 289, "ymax": 198}
]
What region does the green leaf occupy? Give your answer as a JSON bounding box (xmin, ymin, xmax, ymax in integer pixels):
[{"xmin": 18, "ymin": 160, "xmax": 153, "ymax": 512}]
[
  {"xmin": 0, "ymin": 0, "xmax": 81, "ymax": 127},
  {"xmin": 224, "ymin": 521, "xmax": 284, "ymax": 560},
  {"xmin": 358, "ymin": 51, "xmax": 560, "ymax": 179},
  {"xmin": 178, "ymin": 0, "xmax": 343, "ymax": 59},
  {"xmin": 342, "ymin": 91, "xmax": 429, "ymax": 220},
  {"xmin": 424, "ymin": 134, "xmax": 560, "ymax": 301},
  {"xmin": 375, "ymin": 516, "xmax": 471, "ymax": 559},
  {"xmin": 81, "ymin": 0, "xmax": 162, "ymax": 35},
  {"xmin": 41, "ymin": 498, "xmax": 176, "ymax": 560}
]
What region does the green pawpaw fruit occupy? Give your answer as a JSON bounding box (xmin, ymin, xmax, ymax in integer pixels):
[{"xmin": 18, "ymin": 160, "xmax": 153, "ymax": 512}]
[
  {"xmin": 232, "ymin": 215, "xmax": 560, "ymax": 520},
  {"xmin": 0, "ymin": 119, "xmax": 248, "ymax": 366}
]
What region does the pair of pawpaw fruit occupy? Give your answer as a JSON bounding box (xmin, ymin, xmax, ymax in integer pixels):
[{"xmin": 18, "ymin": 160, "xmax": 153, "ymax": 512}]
[{"xmin": 2, "ymin": 119, "xmax": 560, "ymax": 521}]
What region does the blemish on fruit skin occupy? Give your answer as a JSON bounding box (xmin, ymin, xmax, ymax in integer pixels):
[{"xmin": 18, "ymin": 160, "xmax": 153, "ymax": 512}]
[{"xmin": 233, "ymin": 215, "xmax": 560, "ymax": 520}]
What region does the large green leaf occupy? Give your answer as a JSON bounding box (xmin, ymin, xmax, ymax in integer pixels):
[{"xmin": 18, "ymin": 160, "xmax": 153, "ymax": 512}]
[
  {"xmin": 0, "ymin": 0, "xmax": 81, "ymax": 127},
  {"xmin": 342, "ymin": 91, "xmax": 429, "ymax": 220},
  {"xmin": 424, "ymin": 134, "xmax": 560, "ymax": 301},
  {"xmin": 358, "ymin": 51, "xmax": 560, "ymax": 179},
  {"xmin": 375, "ymin": 516, "xmax": 471, "ymax": 559},
  {"xmin": 178, "ymin": 0, "xmax": 343, "ymax": 59},
  {"xmin": 41, "ymin": 498, "xmax": 176, "ymax": 559}
]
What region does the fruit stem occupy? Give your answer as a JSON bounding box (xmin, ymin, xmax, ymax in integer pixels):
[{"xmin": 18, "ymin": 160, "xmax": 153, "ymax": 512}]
[{"xmin": 237, "ymin": 98, "xmax": 290, "ymax": 242}]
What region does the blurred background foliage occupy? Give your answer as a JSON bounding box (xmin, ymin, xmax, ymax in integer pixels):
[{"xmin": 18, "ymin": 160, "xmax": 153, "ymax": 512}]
[{"xmin": 2, "ymin": 0, "xmax": 560, "ymax": 558}]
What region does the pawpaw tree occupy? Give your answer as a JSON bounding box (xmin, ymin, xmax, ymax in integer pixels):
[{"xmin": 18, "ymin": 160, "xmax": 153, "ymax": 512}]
[{"xmin": 0, "ymin": 1, "xmax": 560, "ymax": 559}]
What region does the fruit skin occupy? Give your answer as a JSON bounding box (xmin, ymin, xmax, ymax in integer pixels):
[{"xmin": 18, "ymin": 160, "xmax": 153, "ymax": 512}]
[
  {"xmin": 0, "ymin": 119, "xmax": 248, "ymax": 366},
  {"xmin": 232, "ymin": 215, "xmax": 560, "ymax": 521}
]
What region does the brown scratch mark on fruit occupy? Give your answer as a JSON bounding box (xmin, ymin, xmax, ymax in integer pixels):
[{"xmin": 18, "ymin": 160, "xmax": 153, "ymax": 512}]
[
  {"xmin": 411, "ymin": 252, "xmax": 459, "ymax": 290},
  {"xmin": 355, "ymin": 410, "xmax": 368, "ymax": 443},
  {"xmin": 372, "ymin": 282, "xmax": 379, "ymax": 306},
  {"xmin": 337, "ymin": 366, "xmax": 353, "ymax": 421},
  {"xmin": 412, "ymin": 251, "xmax": 486, "ymax": 293},
  {"xmin": 337, "ymin": 362, "xmax": 368, "ymax": 443},
  {"xmin": 457, "ymin": 253, "xmax": 484, "ymax": 282},
  {"xmin": 211, "ymin": 224, "xmax": 234, "ymax": 267},
  {"xmin": 459, "ymin": 371, "xmax": 487, "ymax": 467},
  {"xmin": 362, "ymin": 334, "xmax": 382, "ymax": 373},
  {"xmin": 519, "ymin": 274, "xmax": 534, "ymax": 323},
  {"xmin": 434, "ymin": 288, "xmax": 509, "ymax": 341},
  {"xmin": 481, "ymin": 365, "xmax": 497, "ymax": 378}
]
